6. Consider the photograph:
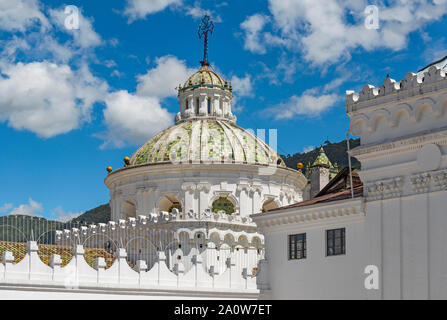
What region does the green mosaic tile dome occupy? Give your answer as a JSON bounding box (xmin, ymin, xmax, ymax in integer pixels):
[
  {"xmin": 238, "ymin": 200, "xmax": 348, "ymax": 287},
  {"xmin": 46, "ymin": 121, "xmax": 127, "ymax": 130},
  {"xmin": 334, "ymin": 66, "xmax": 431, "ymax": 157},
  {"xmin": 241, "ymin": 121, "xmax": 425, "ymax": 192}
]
[
  {"xmin": 312, "ymin": 147, "xmax": 332, "ymax": 167},
  {"xmin": 130, "ymin": 120, "xmax": 286, "ymax": 167},
  {"xmin": 182, "ymin": 65, "xmax": 227, "ymax": 90}
]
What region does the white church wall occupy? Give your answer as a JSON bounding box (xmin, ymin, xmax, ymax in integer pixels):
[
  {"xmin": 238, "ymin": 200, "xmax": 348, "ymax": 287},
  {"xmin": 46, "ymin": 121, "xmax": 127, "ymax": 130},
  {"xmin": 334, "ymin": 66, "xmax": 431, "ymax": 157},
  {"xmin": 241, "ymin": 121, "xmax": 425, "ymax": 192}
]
[
  {"xmin": 253, "ymin": 198, "xmax": 366, "ymax": 299},
  {"xmin": 347, "ymin": 63, "xmax": 447, "ymax": 300}
]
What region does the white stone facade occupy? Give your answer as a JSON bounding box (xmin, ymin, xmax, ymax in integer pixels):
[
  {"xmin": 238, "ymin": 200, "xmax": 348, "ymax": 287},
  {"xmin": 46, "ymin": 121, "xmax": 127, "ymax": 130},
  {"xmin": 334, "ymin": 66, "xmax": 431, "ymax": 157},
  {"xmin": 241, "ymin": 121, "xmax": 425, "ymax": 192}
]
[
  {"xmin": 253, "ymin": 60, "xmax": 447, "ymax": 299},
  {"xmin": 106, "ymin": 164, "xmax": 304, "ymax": 221}
]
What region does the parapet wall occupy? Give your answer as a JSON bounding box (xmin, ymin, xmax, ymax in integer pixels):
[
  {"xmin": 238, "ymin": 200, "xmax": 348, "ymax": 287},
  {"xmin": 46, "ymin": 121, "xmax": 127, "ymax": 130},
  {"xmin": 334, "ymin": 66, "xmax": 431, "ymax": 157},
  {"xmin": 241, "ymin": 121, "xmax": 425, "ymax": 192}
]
[
  {"xmin": 346, "ymin": 65, "xmax": 447, "ymax": 146},
  {"xmin": 0, "ymin": 241, "xmax": 258, "ymax": 299}
]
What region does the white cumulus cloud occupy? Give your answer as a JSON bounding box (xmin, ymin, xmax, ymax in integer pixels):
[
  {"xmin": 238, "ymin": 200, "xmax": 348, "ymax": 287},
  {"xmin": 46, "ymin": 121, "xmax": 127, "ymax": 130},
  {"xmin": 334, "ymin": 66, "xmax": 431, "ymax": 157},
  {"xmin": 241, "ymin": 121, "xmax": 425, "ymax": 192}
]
[
  {"xmin": 302, "ymin": 146, "xmax": 315, "ymax": 153},
  {"xmin": 0, "ymin": 203, "xmax": 13, "ymax": 213},
  {"xmin": 49, "ymin": 7, "xmax": 102, "ymax": 49},
  {"xmin": 270, "ymin": 90, "xmax": 340, "ymax": 120},
  {"xmin": 124, "ymin": 0, "xmax": 182, "ymax": 22},
  {"xmin": 100, "ymin": 90, "xmax": 173, "ymax": 148},
  {"xmin": 0, "ymin": 0, "xmax": 49, "ymax": 32},
  {"xmin": 240, "ymin": 14, "xmax": 270, "ymax": 54},
  {"xmin": 242, "ymin": 0, "xmax": 447, "ymax": 65},
  {"xmin": 231, "ymin": 74, "xmax": 253, "ymax": 97},
  {"xmin": 136, "ymin": 55, "xmax": 196, "ymax": 99},
  {"xmin": 8, "ymin": 198, "xmax": 43, "ymax": 217},
  {"xmin": 0, "ymin": 61, "xmax": 107, "ymax": 138},
  {"xmin": 52, "ymin": 206, "xmax": 82, "ymax": 222}
]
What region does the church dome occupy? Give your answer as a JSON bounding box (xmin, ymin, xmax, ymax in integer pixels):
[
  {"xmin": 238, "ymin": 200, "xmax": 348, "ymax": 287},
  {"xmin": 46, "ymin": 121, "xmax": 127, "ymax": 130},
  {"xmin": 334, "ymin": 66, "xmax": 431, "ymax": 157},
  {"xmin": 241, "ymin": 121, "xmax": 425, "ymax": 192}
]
[
  {"xmin": 181, "ymin": 64, "xmax": 229, "ymax": 92},
  {"xmin": 130, "ymin": 119, "xmax": 285, "ymax": 167}
]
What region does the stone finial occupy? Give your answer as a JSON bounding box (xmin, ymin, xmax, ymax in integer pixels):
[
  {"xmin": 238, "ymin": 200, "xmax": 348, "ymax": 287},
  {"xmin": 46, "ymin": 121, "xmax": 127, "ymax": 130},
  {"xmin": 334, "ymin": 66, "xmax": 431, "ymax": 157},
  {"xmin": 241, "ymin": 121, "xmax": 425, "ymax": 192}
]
[
  {"xmin": 192, "ymin": 254, "xmax": 203, "ymax": 265},
  {"xmin": 26, "ymin": 241, "xmax": 38, "ymax": 253},
  {"xmin": 346, "ymin": 90, "xmax": 359, "ymax": 105},
  {"xmin": 380, "ymin": 76, "xmax": 399, "ymax": 95},
  {"xmin": 2, "ymin": 251, "xmax": 14, "ymax": 264},
  {"xmin": 209, "ymin": 265, "xmax": 219, "ymax": 276},
  {"xmin": 174, "ymin": 262, "xmax": 185, "ymax": 275},
  {"xmin": 135, "ymin": 260, "xmax": 147, "ymax": 272},
  {"xmin": 73, "ymin": 245, "xmax": 85, "ymax": 256},
  {"xmin": 423, "ymin": 65, "xmax": 446, "ymax": 84},
  {"xmin": 226, "ymin": 257, "xmax": 235, "ymax": 268},
  {"xmin": 94, "ymin": 257, "xmax": 106, "ymax": 270},
  {"xmin": 115, "ymin": 248, "xmax": 127, "ymax": 259},
  {"xmin": 158, "ymin": 251, "xmax": 167, "ymax": 262},
  {"xmin": 50, "ymin": 255, "xmax": 62, "ymax": 268},
  {"xmin": 138, "ymin": 215, "xmax": 148, "ymax": 225}
]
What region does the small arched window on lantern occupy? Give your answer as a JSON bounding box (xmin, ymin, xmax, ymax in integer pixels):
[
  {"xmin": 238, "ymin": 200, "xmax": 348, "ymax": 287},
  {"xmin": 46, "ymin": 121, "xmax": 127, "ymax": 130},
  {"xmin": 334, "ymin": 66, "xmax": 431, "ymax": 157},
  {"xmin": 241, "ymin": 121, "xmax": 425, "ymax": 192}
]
[{"xmin": 195, "ymin": 97, "xmax": 200, "ymax": 114}]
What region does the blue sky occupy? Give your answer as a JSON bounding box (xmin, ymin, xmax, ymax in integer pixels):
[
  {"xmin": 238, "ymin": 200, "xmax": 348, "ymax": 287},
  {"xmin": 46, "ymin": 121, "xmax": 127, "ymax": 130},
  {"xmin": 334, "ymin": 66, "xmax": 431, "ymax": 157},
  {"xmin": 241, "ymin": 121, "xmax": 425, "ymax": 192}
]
[{"xmin": 1, "ymin": 0, "xmax": 446, "ymax": 220}]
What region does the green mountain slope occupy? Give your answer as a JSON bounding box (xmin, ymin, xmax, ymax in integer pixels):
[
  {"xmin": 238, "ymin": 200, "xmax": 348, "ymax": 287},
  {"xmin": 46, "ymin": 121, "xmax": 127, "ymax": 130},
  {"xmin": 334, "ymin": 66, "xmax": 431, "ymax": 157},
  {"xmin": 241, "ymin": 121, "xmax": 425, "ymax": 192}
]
[{"xmin": 71, "ymin": 204, "xmax": 111, "ymax": 224}]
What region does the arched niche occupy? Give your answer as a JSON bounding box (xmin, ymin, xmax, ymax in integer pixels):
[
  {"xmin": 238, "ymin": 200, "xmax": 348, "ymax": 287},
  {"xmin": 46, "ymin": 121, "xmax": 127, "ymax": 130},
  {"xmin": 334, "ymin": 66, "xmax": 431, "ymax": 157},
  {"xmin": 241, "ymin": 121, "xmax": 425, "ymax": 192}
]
[
  {"xmin": 159, "ymin": 194, "xmax": 182, "ymax": 213},
  {"xmin": 262, "ymin": 197, "xmax": 279, "ymax": 212},
  {"xmin": 122, "ymin": 200, "xmax": 136, "ymax": 219}
]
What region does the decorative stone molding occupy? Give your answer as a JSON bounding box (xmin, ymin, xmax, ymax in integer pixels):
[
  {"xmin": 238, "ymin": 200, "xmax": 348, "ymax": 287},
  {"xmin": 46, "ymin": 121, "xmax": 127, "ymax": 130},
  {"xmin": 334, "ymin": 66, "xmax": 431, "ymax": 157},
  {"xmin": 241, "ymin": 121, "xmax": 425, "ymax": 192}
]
[
  {"xmin": 181, "ymin": 182, "xmax": 197, "ymax": 191},
  {"xmin": 252, "ymin": 198, "xmax": 363, "ymax": 229},
  {"xmin": 349, "ymin": 127, "xmax": 447, "ymax": 160},
  {"xmin": 410, "ymin": 172, "xmax": 431, "ymax": 193},
  {"xmin": 431, "ymin": 169, "xmax": 447, "ymax": 192},
  {"xmin": 279, "ymin": 185, "xmax": 296, "ymax": 202},
  {"xmin": 196, "ymin": 182, "xmax": 211, "ymax": 192},
  {"xmin": 365, "ymin": 176, "xmax": 404, "ymax": 201},
  {"xmin": 181, "ymin": 182, "xmax": 211, "ymax": 192}
]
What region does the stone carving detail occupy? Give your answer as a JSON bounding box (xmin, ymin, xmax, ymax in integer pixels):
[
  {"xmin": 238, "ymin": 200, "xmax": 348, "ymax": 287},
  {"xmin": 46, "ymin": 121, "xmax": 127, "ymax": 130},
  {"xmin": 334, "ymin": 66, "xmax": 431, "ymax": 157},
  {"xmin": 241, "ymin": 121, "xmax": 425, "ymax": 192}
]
[
  {"xmin": 366, "ymin": 177, "xmax": 404, "ymax": 201},
  {"xmin": 237, "ymin": 183, "xmax": 262, "ymax": 194},
  {"xmin": 409, "ymin": 169, "xmax": 447, "ymax": 194},
  {"xmin": 431, "ymin": 169, "xmax": 447, "ymax": 192},
  {"xmin": 410, "ymin": 172, "xmax": 431, "ymax": 193},
  {"xmin": 181, "ymin": 182, "xmax": 210, "ymax": 192}
]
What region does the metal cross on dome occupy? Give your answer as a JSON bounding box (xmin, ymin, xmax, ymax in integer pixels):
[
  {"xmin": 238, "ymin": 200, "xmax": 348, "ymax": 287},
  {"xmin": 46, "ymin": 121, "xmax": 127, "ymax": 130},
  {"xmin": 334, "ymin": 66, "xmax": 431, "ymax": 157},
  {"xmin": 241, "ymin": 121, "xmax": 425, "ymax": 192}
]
[{"xmin": 198, "ymin": 15, "xmax": 214, "ymax": 66}]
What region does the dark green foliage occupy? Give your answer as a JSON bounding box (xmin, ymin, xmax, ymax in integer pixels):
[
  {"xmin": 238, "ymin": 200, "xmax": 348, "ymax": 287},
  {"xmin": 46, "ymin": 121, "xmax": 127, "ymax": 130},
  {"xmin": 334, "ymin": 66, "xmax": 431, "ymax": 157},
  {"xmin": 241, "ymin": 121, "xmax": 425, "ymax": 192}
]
[
  {"xmin": 281, "ymin": 138, "xmax": 361, "ymax": 175},
  {"xmin": 0, "ymin": 215, "xmax": 68, "ymax": 243},
  {"xmin": 0, "ymin": 204, "xmax": 111, "ymax": 243},
  {"xmin": 71, "ymin": 204, "xmax": 111, "ymax": 224}
]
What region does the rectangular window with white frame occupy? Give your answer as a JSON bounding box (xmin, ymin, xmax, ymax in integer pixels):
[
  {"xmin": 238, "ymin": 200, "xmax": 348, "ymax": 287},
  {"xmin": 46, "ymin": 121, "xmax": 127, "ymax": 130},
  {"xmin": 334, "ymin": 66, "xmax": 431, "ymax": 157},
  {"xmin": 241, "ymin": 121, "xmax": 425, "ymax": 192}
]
[
  {"xmin": 326, "ymin": 228, "xmax": 345, "ymax": 256},
  {"xmin": 288, "ymin": 233, "xmax": 306, "ymax": 260}
]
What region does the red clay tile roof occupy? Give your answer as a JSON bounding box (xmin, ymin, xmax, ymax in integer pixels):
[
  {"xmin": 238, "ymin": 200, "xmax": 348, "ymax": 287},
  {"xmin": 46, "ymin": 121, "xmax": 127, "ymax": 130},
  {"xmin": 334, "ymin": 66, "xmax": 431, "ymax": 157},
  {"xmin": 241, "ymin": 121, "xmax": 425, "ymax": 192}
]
[
  {"xmin": 271, "ymin": 185, "xmax": 363, "ymax": 211},
  {"xmin": 268, "ymin": 167, "xmax": 363, "ymax": 212}
]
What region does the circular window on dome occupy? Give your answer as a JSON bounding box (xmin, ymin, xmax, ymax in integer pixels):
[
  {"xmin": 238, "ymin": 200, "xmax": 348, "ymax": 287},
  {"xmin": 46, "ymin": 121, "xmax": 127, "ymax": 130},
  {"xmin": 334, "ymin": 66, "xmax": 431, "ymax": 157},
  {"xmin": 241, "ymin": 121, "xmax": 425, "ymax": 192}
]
[{"xmin": 212, "ymin": 197, "xmax": 235, "ymax": 215}]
